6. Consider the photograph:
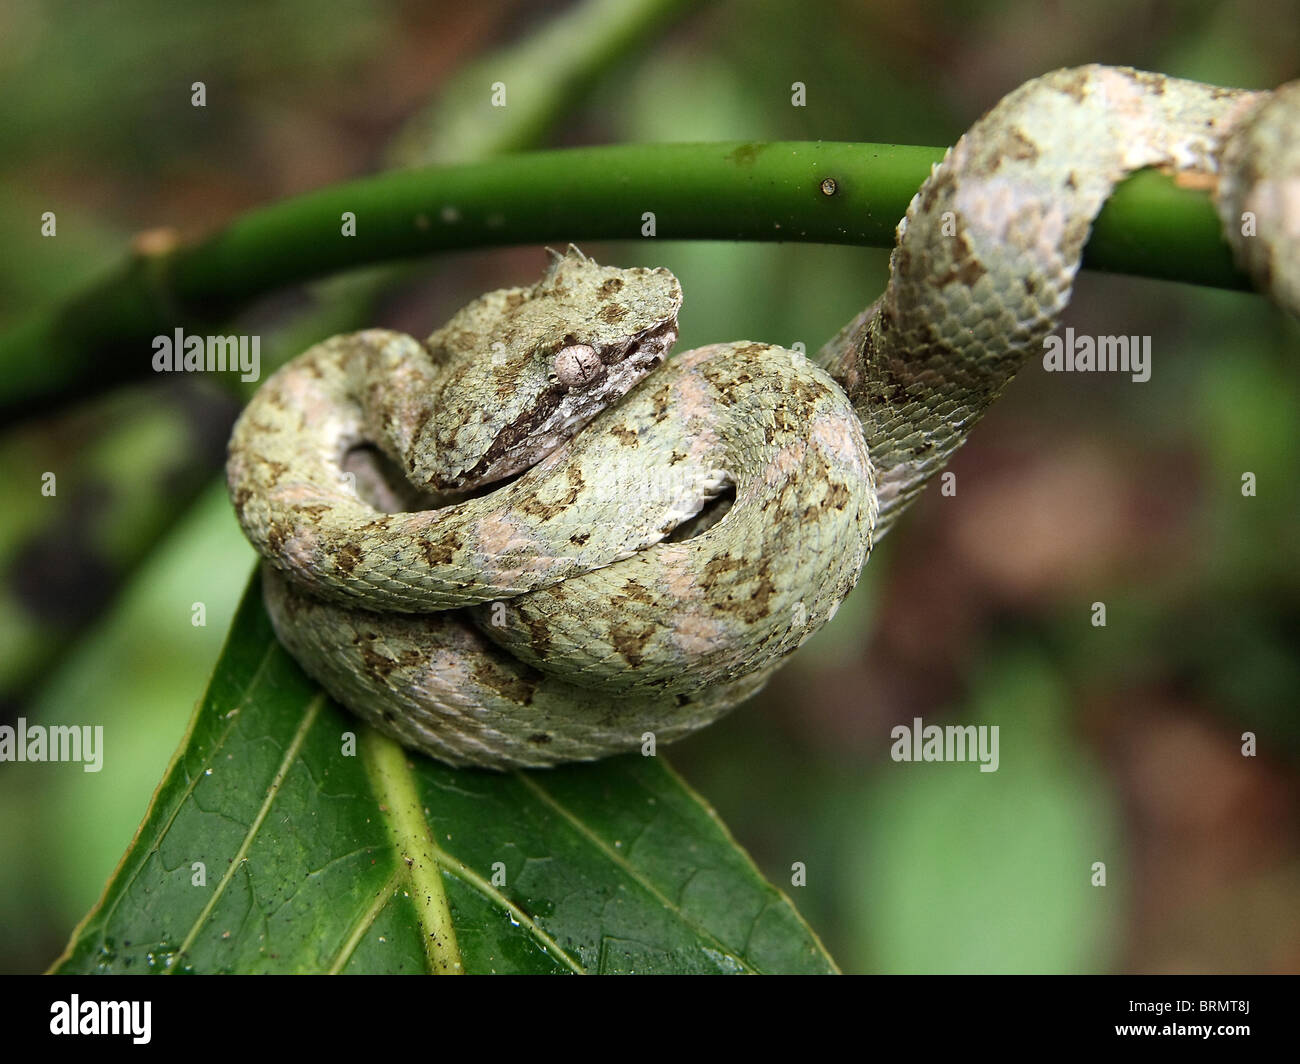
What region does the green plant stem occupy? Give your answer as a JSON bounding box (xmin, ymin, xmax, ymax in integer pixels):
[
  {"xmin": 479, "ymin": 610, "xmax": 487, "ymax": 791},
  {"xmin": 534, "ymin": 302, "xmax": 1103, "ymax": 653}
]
[
  {"xmin": 0, "ymin": 0, "xmax": 702, "ymax": 705},
  {"xmin": 387, "ymin": 0, "xmax": 702, "ymax": 166},
  {"xmin": 0, "ymin": 142, "xmax": 1246, "ymax": 415}
]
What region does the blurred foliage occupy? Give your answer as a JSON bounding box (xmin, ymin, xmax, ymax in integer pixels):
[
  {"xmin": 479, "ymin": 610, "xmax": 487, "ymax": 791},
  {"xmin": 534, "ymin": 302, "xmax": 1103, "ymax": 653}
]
[
  {"xmin": 849, "ymin": 651, "xmax": 1125, "ymax": 974},
  {"xmin": 1, "ymin": 0, "xmax": 1297, "ymax": 973}
]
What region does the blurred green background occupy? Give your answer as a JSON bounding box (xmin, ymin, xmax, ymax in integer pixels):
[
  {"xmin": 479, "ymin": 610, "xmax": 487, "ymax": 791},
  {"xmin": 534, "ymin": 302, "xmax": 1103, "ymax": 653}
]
[{"xmin": 1, "ymin": 0, "xmax": 1297, "ymax": 974}]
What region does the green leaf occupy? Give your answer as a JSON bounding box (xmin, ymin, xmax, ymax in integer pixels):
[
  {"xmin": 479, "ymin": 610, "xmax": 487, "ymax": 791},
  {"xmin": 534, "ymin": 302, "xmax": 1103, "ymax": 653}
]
[{"xmin": 51, "ymin": 572, "xmax": 835, "ymax": 974}]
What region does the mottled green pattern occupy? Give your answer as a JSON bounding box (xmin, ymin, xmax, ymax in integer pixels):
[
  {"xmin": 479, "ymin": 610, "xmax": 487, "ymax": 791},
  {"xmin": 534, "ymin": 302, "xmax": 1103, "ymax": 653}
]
[
  {"xmin": 51, "ymin": 579, "xmax": 836, "ymax": 975},
  {"xmin": 820, "ymin": 66, "xmax": 1299, "ymax": 537},
  {"xmin": 229, "ymin": 67, "xmax": 1298, "ymax": 770},
  {"xmin": 229, "ymin": 251, "xmax": 874, "ymax": 767}
]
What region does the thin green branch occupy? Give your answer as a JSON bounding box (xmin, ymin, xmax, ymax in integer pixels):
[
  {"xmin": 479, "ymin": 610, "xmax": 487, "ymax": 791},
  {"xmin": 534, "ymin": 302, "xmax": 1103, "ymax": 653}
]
[
  {"xmin": 387, "ymin": 0, "xmax": 701, "ymax": 166},
  {"xmin": 0, "ymin": 141, "xmax": 1247, "ymax": 415}
]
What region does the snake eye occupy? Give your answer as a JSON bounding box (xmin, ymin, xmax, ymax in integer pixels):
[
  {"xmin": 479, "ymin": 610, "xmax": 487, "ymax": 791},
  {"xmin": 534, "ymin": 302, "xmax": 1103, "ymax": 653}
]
[{"xmin": 552, "ymin": 344, "xmax": 603, "ymax": 388}]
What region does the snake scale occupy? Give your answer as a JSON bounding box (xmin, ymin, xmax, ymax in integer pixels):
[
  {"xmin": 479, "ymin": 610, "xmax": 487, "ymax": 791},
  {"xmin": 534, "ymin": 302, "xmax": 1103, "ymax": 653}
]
[{"xmin": 228, "ymin": 66, "xmax": 1299, "ymax": 769}]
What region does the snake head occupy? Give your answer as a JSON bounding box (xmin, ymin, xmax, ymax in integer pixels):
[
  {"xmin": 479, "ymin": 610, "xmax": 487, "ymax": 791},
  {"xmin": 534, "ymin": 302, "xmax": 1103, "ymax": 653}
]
[{"xmin": 423, "ymin": 247, "xmax": 682, "ymax": 491}]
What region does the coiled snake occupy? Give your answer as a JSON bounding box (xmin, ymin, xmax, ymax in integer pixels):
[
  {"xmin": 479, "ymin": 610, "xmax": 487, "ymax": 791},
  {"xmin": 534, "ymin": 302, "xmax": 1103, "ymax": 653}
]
[{"xmin": 227, "ymin": 66, "xmax": 1299, "ymax": 769}]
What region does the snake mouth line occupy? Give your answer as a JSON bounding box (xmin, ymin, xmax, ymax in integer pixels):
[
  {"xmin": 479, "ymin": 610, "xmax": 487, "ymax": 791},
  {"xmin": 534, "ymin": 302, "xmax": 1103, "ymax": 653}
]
[{"xmin": 618, "ymin": 317, "xmax": 679, "ymax": 367}]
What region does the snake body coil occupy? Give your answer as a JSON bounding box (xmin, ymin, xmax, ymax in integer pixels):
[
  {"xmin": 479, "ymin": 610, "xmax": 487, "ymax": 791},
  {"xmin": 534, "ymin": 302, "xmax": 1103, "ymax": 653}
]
[{"xmin": 228, "ymin": 66, "xmax": 1299, "ymax": 768}]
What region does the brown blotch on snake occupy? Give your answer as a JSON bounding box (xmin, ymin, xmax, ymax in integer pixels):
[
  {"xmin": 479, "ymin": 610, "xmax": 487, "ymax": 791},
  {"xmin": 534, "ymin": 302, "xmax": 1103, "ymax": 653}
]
[{"xmin": 229, "ymin": 67, "xmax": 1299, "ymax": 769}]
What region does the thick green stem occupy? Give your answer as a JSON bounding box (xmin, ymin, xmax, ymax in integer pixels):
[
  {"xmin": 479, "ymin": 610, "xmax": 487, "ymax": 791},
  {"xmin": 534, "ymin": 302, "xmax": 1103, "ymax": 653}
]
[
  {"xmin": 0, "ymin": 0, "xmax": 699, "ymax": 706},
  {"xmin": 0, "ymin": 141, "xmax": 1247, "ymax": 416}
]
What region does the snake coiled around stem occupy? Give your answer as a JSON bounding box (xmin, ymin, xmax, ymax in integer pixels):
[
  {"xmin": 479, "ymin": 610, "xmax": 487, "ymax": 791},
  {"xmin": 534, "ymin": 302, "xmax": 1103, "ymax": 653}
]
[{"xmin": 227, "ymin": 66, "xmax": 1299, "ymax": 769}]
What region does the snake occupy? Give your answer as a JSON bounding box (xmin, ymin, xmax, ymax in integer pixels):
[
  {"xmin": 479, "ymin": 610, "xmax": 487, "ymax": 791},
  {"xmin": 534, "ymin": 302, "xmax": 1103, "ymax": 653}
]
[{"xmin": 227, "ymin": 65, "xmax": 1299, "ymax": 769}]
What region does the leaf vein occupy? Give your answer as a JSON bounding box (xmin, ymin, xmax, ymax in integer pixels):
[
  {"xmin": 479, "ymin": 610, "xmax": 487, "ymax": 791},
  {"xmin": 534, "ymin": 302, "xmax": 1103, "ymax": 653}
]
[
  {"xmin": 165, "ymin": 691, "xmax": 325, "ymax": 971},
  {"xmin": 328, "ymin": 868, "xmax": 403, "ymax": 974},
  {"xmin": 361, "ymin": 730, "xmax": 464, "ymax": 974},
  {"xmin": 512, "ymin": 772, "xmax": 759, "ymax": 974},
  {"xmin": 86, "ymin": 637, "xmax": 283, "ymax": 960}
]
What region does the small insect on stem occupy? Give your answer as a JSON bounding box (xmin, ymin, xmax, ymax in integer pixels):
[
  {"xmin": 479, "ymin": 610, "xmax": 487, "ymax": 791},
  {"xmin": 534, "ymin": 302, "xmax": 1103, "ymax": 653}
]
[{"xmin": 553, "ymin": 344, "xmax": 603, "ymax": 388}]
